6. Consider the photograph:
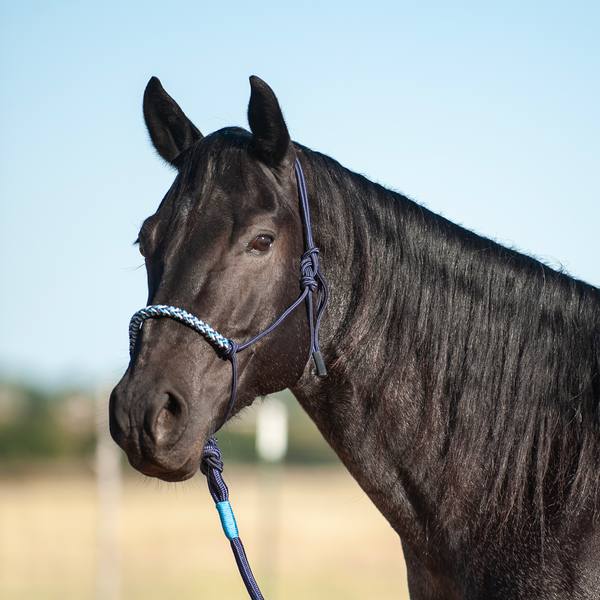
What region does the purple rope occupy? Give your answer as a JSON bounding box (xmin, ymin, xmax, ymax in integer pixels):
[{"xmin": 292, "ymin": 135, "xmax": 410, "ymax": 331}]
[
  {"xmin": 295, "ymin": 158, "xmax": 329, "ymax": 372},
  {"xmin": 127, "ymin": 157, "xmax": 327, "ymax": 600}
]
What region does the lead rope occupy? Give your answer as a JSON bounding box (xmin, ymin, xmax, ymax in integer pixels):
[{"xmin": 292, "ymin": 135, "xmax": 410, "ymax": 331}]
[
  {"xmin": 200, "ymin": 438, "xmax": 264, "ymax": 599},
  {"xmin": 127, "ymin": 157, "xmax": 328, "ymax": 600}
]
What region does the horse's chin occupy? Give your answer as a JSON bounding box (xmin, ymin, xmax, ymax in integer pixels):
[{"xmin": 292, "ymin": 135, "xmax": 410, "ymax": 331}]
[
  {"xmin": 128, "ymin": 449, "xmax": 202, "ymax": 482},
  {"xmin": 150, "ymin": 466, "xmax": 198, "ymax": 483}
]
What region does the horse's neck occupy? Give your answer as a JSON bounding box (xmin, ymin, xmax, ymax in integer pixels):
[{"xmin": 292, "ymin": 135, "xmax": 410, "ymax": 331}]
[
  {"xmin": 292, "ymin": 152, "xmax": 600, "ymax": 553},
  {"xmin": 292, "ymin": 156, "xmax": 443, "ymax": 534}
]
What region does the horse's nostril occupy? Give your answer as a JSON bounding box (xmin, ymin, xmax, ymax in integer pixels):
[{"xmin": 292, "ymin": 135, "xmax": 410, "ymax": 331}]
[{"xmin": 155, "ymin": 394, "xmax": 184, "ymax": 443}]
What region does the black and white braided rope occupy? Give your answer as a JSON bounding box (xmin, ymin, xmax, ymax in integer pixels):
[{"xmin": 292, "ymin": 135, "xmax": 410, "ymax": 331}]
[{"xmin": 129, "ymin": 305, "xmax": 231, "ymax": 356}]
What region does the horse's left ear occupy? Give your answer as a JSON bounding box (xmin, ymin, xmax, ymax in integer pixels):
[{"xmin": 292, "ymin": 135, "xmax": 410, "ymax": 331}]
[{"xmin": 248, "ymin": 76, "xmax": 293, "ymax": 167}]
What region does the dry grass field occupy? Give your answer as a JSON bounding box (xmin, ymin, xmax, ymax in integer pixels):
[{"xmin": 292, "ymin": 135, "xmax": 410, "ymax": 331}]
[{"xmin": 0, "ymin": 464, "xmax": 410, "ymax": 600}]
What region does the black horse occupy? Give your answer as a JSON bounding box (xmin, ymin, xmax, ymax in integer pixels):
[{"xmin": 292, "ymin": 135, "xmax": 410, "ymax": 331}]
[{"xmin": 110, "ymin": 76, "xmax": 600, "ymax": 599}]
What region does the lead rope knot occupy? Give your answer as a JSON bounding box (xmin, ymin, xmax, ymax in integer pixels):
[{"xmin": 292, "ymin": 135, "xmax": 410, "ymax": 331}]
[{"xmin": 200, "ymin": 437, "xmax": 224, "ymax": 475}]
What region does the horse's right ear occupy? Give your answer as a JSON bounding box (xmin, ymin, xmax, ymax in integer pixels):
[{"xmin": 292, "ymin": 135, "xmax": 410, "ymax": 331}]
[
  {"xmin": 248, "ymin": 76, "xmax": 293, "ymax": 167},
  {"xmin": 143, "ymin": 77, "xmax": 203, "ymax": 168}
]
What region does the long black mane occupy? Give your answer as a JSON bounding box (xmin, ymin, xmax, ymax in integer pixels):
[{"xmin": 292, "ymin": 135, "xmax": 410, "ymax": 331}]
[{"xmin": 301, "ymin": 145, "xmax": 600, "ymax": 538}]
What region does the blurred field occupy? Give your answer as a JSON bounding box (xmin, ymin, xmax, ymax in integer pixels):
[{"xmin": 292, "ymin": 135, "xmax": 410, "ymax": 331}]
[{"xmin": 0, "ymin": 464, "xmax": 409, "ymax": 600}]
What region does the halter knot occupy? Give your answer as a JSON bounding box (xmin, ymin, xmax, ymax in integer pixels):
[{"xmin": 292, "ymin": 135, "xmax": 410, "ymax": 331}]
[
  {"xmin": 217, "ymin": 339, "xmax": 239, "ymax": 361},
  {"xmin": 300, "ymin": 247, "xmax": 320, "ymax": 292}
]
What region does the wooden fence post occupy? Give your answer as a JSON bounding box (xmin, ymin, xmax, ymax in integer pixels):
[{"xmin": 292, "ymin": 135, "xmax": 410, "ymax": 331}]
[{"xmin": 95, "ymin": 386, "xmax": 122, "ymax": 600}]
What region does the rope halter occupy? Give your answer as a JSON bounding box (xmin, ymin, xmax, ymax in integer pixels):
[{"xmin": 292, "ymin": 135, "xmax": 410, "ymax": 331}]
[{"xmin": 126, "ymin": 157, "xmax": 328, "ymax": 600}]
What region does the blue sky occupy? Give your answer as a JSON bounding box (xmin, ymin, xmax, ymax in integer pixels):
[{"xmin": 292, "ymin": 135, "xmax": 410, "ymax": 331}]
[{"xmin": 1, "ymin": 1, "xmax": 598, "ymax": 389}]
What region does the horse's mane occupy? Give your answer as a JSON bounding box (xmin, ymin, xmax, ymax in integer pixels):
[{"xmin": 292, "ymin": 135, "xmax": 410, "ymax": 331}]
[
  {"xmin": 302, "ymin": 146, "xmax": 600, "ymax": 536},
  {"xmin": 179, "ymin": 128, "xmax": 600, "ymax": 534}
]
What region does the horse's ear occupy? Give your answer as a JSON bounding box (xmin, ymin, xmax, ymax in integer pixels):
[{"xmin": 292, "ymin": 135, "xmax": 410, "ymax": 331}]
[
  {"xmin": 248, "ymin": 76, "xmax": 293, "ymax": 167},
  {"xmin": 143, "ymin": 77, "xmax": 203, "ymax": 167}
]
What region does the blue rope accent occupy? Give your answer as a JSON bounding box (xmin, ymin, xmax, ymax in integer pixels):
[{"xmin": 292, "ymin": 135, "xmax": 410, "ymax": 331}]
[{"xmin": 216, "ymin": 501, "xmax": 239, "ymax": 540}]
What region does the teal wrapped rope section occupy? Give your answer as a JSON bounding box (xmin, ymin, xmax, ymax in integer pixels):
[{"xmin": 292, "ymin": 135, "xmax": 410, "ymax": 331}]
[{"xmin": 216, "ymin": 500, "xmax": 239, "ymax": 541}]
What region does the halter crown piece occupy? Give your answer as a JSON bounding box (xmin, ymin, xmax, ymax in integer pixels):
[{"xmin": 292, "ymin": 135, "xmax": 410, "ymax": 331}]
[{"xmin": 127, "ymin": 157, "xmax": 328, "ymax": 600}]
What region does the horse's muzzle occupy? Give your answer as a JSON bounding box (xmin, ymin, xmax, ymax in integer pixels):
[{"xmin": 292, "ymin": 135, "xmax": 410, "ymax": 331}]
[{"xmin": 108, "ymin": 378, "xmax": 204, "ymax": 482}]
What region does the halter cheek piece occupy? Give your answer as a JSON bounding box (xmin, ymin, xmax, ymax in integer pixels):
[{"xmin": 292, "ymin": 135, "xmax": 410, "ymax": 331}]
[{"xmin": 127, "ymin": 157, "xmax": 328, "ymax": 600}]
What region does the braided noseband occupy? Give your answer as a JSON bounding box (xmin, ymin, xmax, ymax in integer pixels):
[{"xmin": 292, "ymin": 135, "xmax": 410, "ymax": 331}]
[{"xmin": 127, "ymin": 157, "xmax": 328, "ymax": 600}]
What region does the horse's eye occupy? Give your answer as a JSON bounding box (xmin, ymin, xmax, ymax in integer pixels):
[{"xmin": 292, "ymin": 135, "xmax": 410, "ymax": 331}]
[
  {"xmin": 135, "ymin": 237, "xmax": 146, "ymax": 257},
  {"xmin": 249, "ymin": 235, "xmax": 274, "ymax": 252}
]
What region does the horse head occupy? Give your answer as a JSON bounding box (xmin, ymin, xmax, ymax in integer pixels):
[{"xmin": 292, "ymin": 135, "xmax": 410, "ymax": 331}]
[{"xmin": 109, "ymin": 77, "xmax": 314, "ymax": 482}]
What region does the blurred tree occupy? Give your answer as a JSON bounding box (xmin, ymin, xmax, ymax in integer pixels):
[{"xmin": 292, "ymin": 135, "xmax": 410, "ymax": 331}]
[{"xmin": 0, "ymin": 381, "xmax": 96, "ymax": 462}]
